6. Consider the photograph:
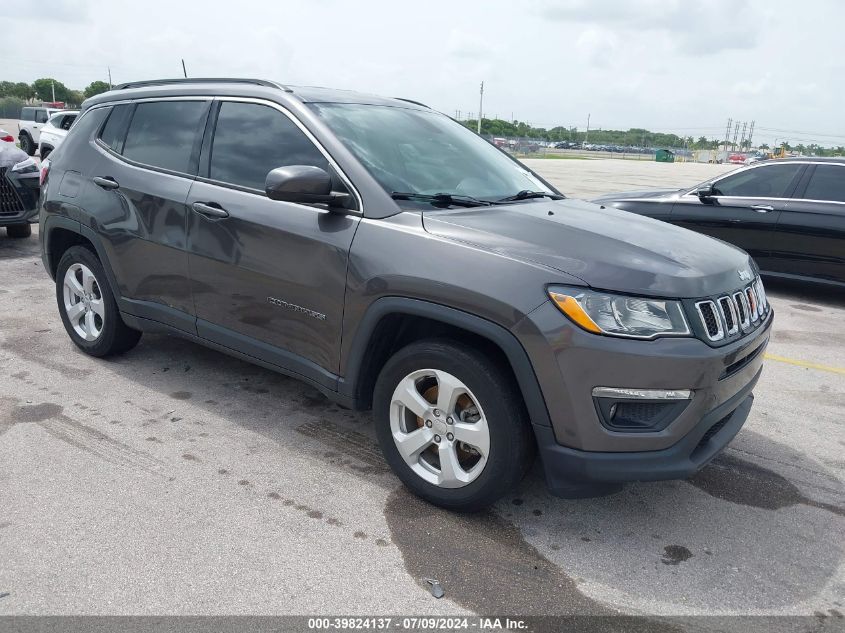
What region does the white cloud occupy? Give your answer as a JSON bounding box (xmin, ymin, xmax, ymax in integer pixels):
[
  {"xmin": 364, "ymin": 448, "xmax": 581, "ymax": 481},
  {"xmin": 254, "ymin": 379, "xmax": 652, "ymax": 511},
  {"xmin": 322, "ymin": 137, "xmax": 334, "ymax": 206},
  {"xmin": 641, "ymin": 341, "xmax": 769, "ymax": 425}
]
[{"xmin": 0, "ymin": 0, "xmax": 841, "ymax": 147}]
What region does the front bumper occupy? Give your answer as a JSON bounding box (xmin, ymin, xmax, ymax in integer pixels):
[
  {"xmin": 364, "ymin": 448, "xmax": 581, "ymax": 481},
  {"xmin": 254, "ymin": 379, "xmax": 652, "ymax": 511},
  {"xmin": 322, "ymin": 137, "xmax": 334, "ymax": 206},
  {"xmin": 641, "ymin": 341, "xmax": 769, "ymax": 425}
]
[
  {"xmin": 535, "ymin": 369, "xmax": 758, "ymax": 496},
  {"xmin": 0, "ymin": 170, "xmax": 40, "ymax": 225},
  {"xmin": 513, "ymin": 300, "xmax": 772, "ymax": 492}
]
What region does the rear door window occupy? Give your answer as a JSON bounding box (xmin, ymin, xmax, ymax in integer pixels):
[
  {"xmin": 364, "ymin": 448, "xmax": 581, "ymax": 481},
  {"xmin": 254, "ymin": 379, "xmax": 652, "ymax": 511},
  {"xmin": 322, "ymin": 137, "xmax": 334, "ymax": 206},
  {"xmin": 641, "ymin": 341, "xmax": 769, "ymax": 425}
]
[
  {"xmin": 801, "ymin": 165, "xmax": 845, "ymax": 203},
  {"xmin": 122, "ymin": 100, "xmax": 208, "ymax": 174},
  {"xmin": 35, "ymin": 110, "xmax": 49, "ymax": 123},
  {"xmin": 712, "ymin": 164, "xmax": 804, "ymax": 198}
]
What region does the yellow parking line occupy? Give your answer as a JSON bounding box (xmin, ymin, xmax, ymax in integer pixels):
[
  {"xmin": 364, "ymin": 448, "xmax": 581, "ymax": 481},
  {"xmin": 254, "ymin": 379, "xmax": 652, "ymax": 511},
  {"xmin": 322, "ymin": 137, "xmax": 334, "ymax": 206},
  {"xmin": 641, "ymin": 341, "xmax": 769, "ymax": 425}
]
[{"xmin": 764, "ymin": 353, "xmax": 845, "ymax": 376}]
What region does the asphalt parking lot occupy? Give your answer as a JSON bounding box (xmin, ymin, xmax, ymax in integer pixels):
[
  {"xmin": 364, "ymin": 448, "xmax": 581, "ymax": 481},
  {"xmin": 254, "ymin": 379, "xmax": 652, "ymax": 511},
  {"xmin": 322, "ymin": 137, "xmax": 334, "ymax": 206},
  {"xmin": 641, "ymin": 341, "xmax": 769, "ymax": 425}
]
[{"xmin": 0, "ymin": 158, "xmax": 842, "ymax": 620}]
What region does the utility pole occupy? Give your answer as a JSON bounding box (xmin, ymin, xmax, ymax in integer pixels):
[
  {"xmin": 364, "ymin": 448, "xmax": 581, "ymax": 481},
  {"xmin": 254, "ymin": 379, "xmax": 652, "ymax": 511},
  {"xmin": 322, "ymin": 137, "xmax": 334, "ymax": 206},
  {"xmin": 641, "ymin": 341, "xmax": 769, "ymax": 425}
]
[
  {"xmin": 740, "ymin": 121, "xmax": 748, "ymax": 152},
  {"xmin": 477, "ymin": 81, "xmax": 484, "ymax": 134},
  {"xmin": 747, "ymin": 120, "xmax": 755, "ymax": 150},
  {"xmin": 732, "ymin": 121, "xmax": 740, "ymax": 151},
  {"xmin": 51, "ymin": 80, "xmax": 55, "ymax": 102},
  {"xmin": 107, "ymin": 67, "xmax": 113, "ymax": 89},
  {"xmin": 584, "ymin": 113, "xmax": 590, "ymax": 145},
  {"xmin": 724, "ymin": 118, "xmax": 733, "ymax": 152},
  {"xmin": 182, "ymin": 59, "xmax": 188, "ymax": 78}
]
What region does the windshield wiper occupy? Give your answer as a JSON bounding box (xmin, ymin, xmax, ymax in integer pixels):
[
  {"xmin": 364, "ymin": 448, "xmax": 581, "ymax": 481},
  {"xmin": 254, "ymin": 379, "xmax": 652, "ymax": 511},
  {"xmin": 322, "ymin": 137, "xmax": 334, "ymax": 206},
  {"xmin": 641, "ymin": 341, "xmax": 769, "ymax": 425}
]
[
  {"xmin": 391, "ymin": 192, "xmax": 493, "ymax": 208},
  {"xmin": 497, "ymin": 190, "xmax": 564, "ymax": 202}
]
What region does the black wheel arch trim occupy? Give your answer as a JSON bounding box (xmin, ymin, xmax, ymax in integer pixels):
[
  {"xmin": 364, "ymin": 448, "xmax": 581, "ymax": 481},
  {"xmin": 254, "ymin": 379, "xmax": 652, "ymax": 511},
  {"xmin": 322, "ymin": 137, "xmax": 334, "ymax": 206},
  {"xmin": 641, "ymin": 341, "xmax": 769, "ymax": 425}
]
[
  {"xmin": 42, "ymin": 216, "xmax": 122, "ymax": 295},
  {"xmin": 339, "ymin": 297, "xmax": 553, "ymax": 427}
]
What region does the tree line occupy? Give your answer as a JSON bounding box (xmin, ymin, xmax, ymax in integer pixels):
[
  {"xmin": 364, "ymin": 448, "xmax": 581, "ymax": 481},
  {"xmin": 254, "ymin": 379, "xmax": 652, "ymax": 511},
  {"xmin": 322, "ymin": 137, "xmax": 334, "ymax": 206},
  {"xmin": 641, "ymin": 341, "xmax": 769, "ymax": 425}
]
[
  {"xmin": 0, "ymin": 78, "xmax": 111, "ymax": 105},
  {"xmin": 461, "ymin": 118, "xmax": 844, "ymax": 155},
  {"xmin": 0, "ymin": 78, "xmax": 112, "ymax": 117}
]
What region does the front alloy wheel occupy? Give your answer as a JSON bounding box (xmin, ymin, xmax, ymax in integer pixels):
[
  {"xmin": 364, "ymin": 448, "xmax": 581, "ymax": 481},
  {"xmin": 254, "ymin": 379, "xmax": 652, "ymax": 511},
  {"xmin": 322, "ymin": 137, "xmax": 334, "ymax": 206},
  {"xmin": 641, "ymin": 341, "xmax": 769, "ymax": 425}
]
[
  {"xmin": 390, "ymin": 369, "xmax": 491, "ymax": 488},
  {"xmin": 373, "ymin": 339, "xmax": 534, "ymax": 511}
]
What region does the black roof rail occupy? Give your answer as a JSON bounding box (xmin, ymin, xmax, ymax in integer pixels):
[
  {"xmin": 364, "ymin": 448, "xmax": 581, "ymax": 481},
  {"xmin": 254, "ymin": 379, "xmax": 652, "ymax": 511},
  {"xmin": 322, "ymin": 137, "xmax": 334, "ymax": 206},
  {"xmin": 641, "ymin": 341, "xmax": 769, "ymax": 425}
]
[
  {"xmin": 112, "ymin": 78, "xmax": 294, "ymax": 92},
  {"xmin": 394, "ymin": 97, "xmax": 430, "ymax": 109}
]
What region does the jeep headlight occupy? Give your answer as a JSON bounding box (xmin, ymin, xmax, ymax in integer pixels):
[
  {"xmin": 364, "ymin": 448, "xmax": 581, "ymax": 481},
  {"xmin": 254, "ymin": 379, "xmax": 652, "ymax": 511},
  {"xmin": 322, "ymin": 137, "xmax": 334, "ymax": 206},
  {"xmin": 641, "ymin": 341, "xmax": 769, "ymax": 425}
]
[
  {"xmin": 549, "ymin": 288, "xmax": 690, "ymax": 339},
  {"xmin": 12, "ymin": 157, "xmax": 38, "ymax": 174}
]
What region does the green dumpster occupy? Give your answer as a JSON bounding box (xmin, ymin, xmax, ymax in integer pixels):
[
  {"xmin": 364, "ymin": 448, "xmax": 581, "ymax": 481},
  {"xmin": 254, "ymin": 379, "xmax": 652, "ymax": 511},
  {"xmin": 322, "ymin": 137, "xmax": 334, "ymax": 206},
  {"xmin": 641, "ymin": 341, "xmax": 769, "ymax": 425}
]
[{"xmin": 655, "ymin": 149, "xmax": 675, "ymax": 163}]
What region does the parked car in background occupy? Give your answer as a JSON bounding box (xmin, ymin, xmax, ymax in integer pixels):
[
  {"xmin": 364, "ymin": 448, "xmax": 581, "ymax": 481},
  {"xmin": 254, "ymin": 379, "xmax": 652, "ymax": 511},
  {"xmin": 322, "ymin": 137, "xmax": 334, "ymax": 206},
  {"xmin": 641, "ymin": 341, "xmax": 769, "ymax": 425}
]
[
  {"xmin": 0, "ymin": 142, "xmax": 40, "ymax": 237},
  {"xmin": 38, "ymin": 110, "xmax": 78, "ymax": 159},
  {"xmin": 18, "ymin": 105, "xmax": 63, "ymax": 156},
  {"xmin": 40, "ymin": 78, "xmax": 771, "ymax": 510},
  {"xmin": 594, "ymin": 157, "xmax": 845, "ymax": 286}
]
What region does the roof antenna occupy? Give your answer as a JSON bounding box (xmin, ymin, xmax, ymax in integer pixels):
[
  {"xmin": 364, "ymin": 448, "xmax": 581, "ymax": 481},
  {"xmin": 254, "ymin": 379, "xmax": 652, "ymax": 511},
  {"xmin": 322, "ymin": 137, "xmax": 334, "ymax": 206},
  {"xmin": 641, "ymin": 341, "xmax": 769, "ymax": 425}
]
[{"xmin": 181, "ymin": 59, "xmax": 188, "ymax": 78}]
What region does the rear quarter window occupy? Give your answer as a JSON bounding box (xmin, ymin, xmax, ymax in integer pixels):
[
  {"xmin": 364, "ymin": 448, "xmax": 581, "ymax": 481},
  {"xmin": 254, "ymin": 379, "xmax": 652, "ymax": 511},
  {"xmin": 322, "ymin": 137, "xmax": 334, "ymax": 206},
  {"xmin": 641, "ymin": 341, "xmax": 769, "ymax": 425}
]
[
  {"xmin": 98, "ymin": 104, "xmax": 134, "ymax": 153},
  {"xmin": 20, "ymin": 108, "xmax": 35, "ymax": 121}
]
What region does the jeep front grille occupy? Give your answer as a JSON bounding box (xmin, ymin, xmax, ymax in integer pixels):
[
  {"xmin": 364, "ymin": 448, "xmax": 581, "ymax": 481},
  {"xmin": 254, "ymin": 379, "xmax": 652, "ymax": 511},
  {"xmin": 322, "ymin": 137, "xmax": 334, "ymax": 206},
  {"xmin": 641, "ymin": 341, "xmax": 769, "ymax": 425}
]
[
  {"xmin": 695, "ymin": 300, "xmax": 723, "ymax": 340},
  {"xmin": 718, "ymin": 296, "xmax": 738, "ymax": 334},
  {"xmin": 733, "ymin": 291, "xmax": 750, "ymax": 329},
  {"xmin": 0, "ymin": 168, "xmax": 25, "ymax": 216},
  {"xmin": 695, "ymin": 278, "xmax": 768, "ymax": 343}
]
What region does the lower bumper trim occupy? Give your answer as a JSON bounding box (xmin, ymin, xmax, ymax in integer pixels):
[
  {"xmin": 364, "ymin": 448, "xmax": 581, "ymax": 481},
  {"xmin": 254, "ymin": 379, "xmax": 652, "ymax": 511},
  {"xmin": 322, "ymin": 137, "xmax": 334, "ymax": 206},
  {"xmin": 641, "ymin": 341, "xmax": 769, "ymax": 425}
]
[{"xmin": 536, "ymin": 366, "xmax": 761, "ymax": 497}]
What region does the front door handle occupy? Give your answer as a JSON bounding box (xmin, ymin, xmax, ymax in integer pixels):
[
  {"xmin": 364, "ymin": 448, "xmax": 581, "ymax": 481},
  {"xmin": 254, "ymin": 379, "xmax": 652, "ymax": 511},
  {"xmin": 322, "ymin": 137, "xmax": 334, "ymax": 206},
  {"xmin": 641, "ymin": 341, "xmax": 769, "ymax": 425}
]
[
  {"xmin": 92, "ymin": 176, "xmax": 120, "ymax": 190},
  {"xmin": 192, "ymin": 201, "xmax": 229, "ymax": 219},
  {"xmin": 751, "ymin": 204, "xmax": 774, "ymax": 213}
]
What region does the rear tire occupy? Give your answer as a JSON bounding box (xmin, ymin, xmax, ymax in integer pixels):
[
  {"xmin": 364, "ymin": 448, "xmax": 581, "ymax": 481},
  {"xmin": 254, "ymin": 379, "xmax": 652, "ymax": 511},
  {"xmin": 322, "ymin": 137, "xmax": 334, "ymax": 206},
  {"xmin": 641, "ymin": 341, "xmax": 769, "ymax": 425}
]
[
  {"xmin": 6, "ymin": 224, "xmax": 32, "ymax": 238},
  {"xmin": 373, "ymin": 339, "xmax": 534, "ymax": 511},
  {"xmin": 19, "ymin": 134, "xmax": 35, "ymax": 156},
  {"xmin": 55, "ymin": 245, "xmax": 142, "ymax": 357}
]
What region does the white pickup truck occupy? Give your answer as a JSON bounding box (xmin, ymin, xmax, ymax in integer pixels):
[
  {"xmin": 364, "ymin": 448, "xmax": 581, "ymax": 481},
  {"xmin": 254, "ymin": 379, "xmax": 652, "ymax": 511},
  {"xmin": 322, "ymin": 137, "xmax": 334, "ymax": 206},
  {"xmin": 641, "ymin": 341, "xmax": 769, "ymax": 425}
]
[{"xmin": 17, "ymin": 106, "xmax": 63, "ymax": 156}]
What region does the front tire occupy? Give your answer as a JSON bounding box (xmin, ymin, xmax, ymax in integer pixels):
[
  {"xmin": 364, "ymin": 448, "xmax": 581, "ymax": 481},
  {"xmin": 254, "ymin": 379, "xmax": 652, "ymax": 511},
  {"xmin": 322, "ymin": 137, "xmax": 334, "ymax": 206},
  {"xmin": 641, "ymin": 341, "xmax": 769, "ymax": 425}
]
[
  {"xmin": 6, "ymin": 224, "xmax": 32, "ymax": 238},
  {"xmin": 373, "ymin": 339, "xmax": 534, "ymax": 511},
  {"xmin": 56, "ymin": 245, "xmax": 142, "ymax": 357}
]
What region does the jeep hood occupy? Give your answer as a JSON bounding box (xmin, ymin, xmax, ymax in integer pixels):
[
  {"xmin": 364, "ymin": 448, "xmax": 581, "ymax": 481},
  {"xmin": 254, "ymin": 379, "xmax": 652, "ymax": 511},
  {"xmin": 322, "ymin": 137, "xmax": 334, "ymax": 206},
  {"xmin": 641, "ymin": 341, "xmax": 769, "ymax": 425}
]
[{"xmin": 422, "ymin": 198, "xmax": 754, "ymax": 298}]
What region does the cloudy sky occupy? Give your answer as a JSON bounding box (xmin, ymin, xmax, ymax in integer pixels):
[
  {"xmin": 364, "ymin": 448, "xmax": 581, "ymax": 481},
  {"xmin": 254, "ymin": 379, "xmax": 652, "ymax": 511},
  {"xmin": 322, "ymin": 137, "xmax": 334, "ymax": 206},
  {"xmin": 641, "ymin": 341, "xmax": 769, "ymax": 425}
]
[{"xmin": 2, "ymin": 0, "xmax": 843, "ymax": 146}]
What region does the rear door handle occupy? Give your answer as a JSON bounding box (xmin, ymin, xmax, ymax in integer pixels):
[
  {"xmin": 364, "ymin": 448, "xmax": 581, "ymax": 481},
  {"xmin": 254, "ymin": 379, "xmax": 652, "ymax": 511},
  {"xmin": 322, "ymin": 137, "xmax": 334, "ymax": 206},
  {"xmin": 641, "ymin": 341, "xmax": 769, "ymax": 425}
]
[
  {"xmin": 191, "ymin": 201, "xmax": 229, "ymax": 219},
  {"xmin": 751, "ymin": 205, "xmax": 774, "ymax": 213},
  {"xmin": 92, "ymin": 176, "xmax": 120, "ymax": 190}
]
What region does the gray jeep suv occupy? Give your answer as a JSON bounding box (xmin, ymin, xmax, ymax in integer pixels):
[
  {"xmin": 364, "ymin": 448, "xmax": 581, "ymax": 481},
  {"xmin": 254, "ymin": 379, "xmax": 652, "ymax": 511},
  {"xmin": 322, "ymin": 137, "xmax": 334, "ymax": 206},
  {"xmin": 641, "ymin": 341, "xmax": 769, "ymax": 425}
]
[{"xmin": 39, "ymin": 78, "xmax": 772, "ymax": 510}]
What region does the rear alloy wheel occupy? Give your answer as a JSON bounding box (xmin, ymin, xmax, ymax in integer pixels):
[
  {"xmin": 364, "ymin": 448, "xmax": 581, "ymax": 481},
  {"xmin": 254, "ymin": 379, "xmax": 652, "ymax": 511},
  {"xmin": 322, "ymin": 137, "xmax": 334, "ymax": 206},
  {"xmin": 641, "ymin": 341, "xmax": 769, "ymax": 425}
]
[
  {"xmin": 374, "ymin": 339, "xmax": 534, "ymax": 511},
  {"xmin": 63, "ymin": 262, "xmax": 105, "ymax": 342},
  {"xmin": 56, "ymin": 245, "xmax": 141, "ymax": 357}
]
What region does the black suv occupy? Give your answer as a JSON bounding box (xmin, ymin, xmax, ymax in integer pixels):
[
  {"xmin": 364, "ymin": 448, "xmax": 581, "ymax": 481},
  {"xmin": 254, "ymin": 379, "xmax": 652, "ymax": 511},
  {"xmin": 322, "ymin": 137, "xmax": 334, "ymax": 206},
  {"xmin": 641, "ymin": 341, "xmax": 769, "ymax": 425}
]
[{"xmin": 40, "ymin": 79, "xmax": 772, "ymax": 510}]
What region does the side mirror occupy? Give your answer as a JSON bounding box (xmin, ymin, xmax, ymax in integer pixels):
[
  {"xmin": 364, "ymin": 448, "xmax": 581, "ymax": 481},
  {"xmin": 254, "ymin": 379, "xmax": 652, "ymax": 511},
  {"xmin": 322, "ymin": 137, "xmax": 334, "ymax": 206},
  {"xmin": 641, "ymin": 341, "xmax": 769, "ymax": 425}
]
[
  {"xmin": 265, "ymin": 165, "xmax": 349, "ymax": 206},
  {"xmin": 696, "ymin": 183, "xmax": 715, "ymax": 199}
]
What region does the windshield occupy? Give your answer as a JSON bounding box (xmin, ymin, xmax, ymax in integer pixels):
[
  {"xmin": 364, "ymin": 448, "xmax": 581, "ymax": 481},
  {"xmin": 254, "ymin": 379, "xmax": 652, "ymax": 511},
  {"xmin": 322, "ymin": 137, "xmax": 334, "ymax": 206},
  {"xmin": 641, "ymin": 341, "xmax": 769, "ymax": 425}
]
[{"xmin": 309, "ymin": 103, "xmax": 555, "ymax": 204}]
